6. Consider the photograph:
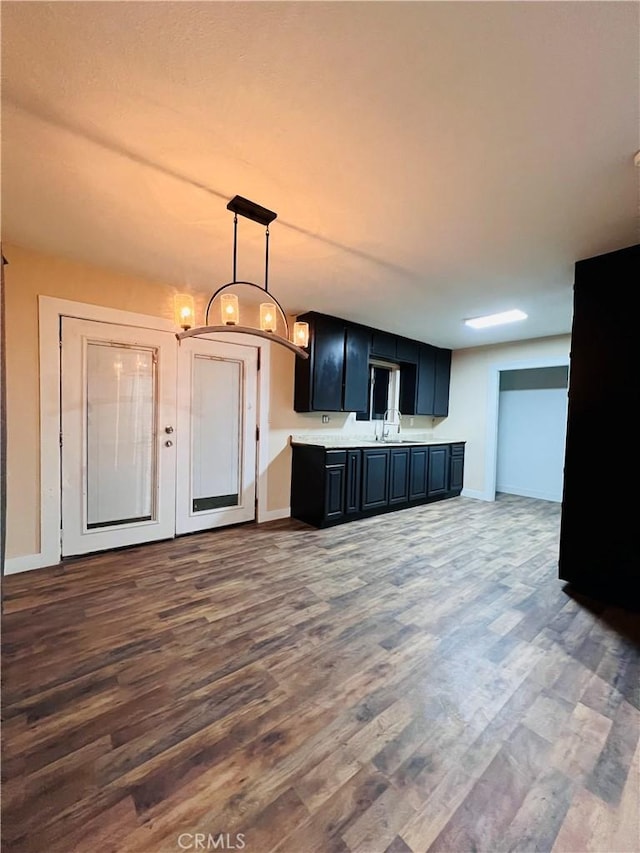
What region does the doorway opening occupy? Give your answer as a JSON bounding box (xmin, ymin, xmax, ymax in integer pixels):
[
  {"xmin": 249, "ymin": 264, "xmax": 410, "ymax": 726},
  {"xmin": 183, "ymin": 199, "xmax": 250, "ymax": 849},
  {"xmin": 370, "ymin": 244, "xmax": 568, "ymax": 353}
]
[
  {"xmin": 496, "ymin": 366, "xmax": 568, "ymax": 502},
  {"xmin": 485, "ymin": 354, "xmax": 570, "ymax": 502}
]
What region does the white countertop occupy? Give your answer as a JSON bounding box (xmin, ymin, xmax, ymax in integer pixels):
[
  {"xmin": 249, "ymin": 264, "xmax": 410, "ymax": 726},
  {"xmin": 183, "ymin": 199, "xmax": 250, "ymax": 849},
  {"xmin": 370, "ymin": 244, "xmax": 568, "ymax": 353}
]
[{"xmin": 290, "ymin": 434, "xmax": 465, "ymax": 448}]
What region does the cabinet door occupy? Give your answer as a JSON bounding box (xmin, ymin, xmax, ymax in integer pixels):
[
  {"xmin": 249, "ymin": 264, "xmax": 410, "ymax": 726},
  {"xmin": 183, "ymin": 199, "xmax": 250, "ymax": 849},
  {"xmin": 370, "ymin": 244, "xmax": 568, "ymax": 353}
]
[
  {"xmin": 389, "ymin": 448, "xmax": 410, "ymax": 505},
  {"xmin": 362, "ymin": 449, "xmax": 389, "ymax": 509},
  {"xmin": 371, "ymin": 331, "xmax": 397, "ymax": 360},
  {"xmin": 344, "ymin": 325, "xmax": 371, "ymax": 413},
  {"xmin": 450, "ymin": 454, "xmax": 464, "ymax": 492},
  {"xmin": 345, "ymin": 450, "xmax": 362, "ymax": 514},
  {"xmin": 396, "ymin": 337, "xmax": 419, "ymax": 364},
  {"xmin": 427, "ymin": 446, "xmax": 449, "ymax": 496},
  {"xmin": 312, "ymin": 316, "xmax": 345, "ymax": 411},
  {"xmin": 409, "ymin": 447, "xmax": 428, "ymax": 500},
  {"xmin": 399, "ymin": 363, "xmax": 418, "ymax": 416},
  {"xmin": 433, "ymin": 348, "xmax": 452, "ymax": 417},
  {"xmin": 416, "ymin": 344, "xmax": 436, "ymax": 415},
  {"xmin": 324, "ymin": 464, "xmax": 346, "ymax": 519}
]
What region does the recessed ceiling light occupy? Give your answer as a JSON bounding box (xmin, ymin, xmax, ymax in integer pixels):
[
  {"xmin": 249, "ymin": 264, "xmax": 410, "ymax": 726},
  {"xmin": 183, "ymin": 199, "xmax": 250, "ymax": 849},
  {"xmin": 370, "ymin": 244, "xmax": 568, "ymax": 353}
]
[{"xmin": 465, "ymin": 309, "xmax": 528, "ymax": 329}]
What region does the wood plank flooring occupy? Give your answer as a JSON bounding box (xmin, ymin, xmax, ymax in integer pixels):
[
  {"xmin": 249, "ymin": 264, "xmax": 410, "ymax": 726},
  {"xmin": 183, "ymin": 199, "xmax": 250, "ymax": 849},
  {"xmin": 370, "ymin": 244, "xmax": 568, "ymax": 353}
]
[{"xmin": 2, "ymin": 494, "xmax": 639, "ymax": 853}]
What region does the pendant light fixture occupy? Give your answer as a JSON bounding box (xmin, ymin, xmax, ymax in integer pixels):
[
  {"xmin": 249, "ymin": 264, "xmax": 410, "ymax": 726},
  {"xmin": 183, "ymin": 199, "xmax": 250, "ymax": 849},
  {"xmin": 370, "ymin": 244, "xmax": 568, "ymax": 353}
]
[{"xmin": 177, "ymin": 196, "xmax": 309, "ymax": 358}]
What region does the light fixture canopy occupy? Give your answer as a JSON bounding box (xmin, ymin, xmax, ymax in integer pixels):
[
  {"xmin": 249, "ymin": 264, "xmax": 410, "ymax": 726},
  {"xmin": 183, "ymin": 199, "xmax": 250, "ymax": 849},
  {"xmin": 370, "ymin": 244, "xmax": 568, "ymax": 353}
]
[
  {"xmin": 465, "ymin": 309, "xmax": 527, "ymax": 329},
  {"xmin": 177, "ymin": 195, "xmax": 309, "ymax": 358}
]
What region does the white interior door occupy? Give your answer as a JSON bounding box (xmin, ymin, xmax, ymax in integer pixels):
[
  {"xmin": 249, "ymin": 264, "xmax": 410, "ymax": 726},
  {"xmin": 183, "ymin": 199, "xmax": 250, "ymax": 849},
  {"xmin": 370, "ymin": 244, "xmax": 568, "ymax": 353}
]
[
  {"xmin": 61, "ymin": 318, "xmax": 177, "ymax": 556},
  {"xmin": 176, "ymin": 337, "xmax": 258, "ymax": 534}
]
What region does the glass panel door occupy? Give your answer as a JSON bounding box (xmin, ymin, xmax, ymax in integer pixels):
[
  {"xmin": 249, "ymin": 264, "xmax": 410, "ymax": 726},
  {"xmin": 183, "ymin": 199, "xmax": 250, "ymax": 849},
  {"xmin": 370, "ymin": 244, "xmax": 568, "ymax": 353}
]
[
  {"xmin": 61, "ymin": 318, "xmax": 177, "ymax": 556},
  {"xmin": 176, "ymin": 338, "xmax": 258, "ymax": 534}
]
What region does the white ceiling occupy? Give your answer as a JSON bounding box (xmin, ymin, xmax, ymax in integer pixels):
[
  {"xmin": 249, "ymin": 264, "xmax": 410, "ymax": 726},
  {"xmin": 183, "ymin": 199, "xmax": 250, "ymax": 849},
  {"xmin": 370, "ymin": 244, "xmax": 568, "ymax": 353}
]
[{"xmin": 1, "ymin": 1, "xmax": 638, "ymax": 349}]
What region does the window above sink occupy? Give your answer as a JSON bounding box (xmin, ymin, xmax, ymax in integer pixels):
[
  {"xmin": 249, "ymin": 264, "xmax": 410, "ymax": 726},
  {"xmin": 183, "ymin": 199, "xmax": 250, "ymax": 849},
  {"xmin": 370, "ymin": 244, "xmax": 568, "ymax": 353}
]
[{"xmin": 356, "ymin": 359, "xmax": 401, "ymax": 425}]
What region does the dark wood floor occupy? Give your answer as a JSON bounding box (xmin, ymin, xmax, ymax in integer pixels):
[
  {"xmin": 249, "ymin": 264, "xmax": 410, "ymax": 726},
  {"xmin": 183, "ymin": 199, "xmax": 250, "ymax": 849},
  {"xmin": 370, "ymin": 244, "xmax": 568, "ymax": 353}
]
[{"xmin": 2, "ymin": 494, "xmax": 638, "ymax": 853}]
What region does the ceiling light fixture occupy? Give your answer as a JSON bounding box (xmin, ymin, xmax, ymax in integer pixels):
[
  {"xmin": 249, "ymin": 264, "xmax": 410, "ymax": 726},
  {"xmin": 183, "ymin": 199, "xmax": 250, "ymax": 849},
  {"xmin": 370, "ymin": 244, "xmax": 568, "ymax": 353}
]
[
  {"xmin": 177, "ymin": 195, "xmax": 310, "ymax": 358},
  {"xmin": 465, "ymin": 309, "xmax": 528, "ymax": 329}
]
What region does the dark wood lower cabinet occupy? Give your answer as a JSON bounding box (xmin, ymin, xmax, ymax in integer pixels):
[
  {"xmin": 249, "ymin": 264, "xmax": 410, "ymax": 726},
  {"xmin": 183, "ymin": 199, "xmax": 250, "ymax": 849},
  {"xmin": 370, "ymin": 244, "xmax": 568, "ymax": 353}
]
[
  {"xmin": 324, "ymin": 460, "xmax": 346, "ymax": 520},
  {"xmin": 291, "ymin": 442, "xmax": 464, "ymax": 528},
  {"xmin": 450, "ymin": 443, "xmax": 465, "ymax": 492},
  {"xmin": 361, "ymin": 449, "xmax": 389, "ymax": 510},
  {"xmin": 427, "ymin": 445, "xmax": 449, "ymax": 496},
  {"xmin": 345, "ymin": 450, "xmax": 362, "ymax": 514},
  {"xmin": 389, "ymin": 448, "xmax": 410, "ymax": 505},
  {"xmin": 409, "ymin": 447, "xmax": 428, "ymax": 500}
]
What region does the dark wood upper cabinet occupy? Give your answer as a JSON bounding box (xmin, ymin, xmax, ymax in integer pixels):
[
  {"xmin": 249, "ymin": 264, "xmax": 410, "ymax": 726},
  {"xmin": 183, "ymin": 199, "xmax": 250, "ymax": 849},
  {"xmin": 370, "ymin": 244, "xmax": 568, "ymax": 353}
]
[
  {"xmin": 311, "ymin": 315, "xmax": 345, "ymax": 411},
  {"xmin": 416, "ymin": 344, "xmax": 437, "ymax": 415},
  {"xmin": 399, "ymin": 363, "xmax": 418, "ymax": 416},
  {"xmin": 396, "ymin": 337, "xmax": 419, "ymax": 364},
  {"xmin": 370, "ymin": 331, "xmax": 397, "ymax": 361},
  {"xmin": 294, "ymin": 311, "xmax": 452, "ymax": 418},
  {"xmin": 294, "ymin": 312, "xmax": 344, "ymax": 412},
  {"xmin": 343, "ymin": 324, "xmax": 371, "ymax": 413},
  {"xmin": 433, "ymin": 348, "xmax": 452, "ymax": 417}
]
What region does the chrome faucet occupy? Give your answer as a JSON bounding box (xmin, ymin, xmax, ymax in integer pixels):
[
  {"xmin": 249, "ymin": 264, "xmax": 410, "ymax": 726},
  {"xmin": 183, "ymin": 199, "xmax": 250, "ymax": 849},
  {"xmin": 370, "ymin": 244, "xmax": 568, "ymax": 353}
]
[{"xmin": 382, "ymin": 408, "xmax": 402, "ymax": 441}]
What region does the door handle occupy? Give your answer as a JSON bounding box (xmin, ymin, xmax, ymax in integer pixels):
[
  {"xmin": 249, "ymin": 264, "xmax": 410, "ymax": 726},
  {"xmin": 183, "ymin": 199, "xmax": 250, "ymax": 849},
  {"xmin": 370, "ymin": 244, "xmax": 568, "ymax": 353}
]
[{"xmin": 165, "ymin": 426, "xmax": 174, "ymax": 434}]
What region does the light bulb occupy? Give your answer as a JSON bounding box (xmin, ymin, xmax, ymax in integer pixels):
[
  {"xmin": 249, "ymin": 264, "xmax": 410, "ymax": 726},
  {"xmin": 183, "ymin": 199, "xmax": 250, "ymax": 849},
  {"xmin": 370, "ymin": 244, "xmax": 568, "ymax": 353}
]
[
  {"xmin": 174, "ymin": 293, "xmax": 195, "ymax": 330},
  {"xmin": 260, "ymin": 302, "xmax": 277, "ymax": 333},
  {"xmin": 221, "ymin": 293, "xmax": 239, "ymax": 325},
  {"xmin": 293, "ymin": 321, "xmax": 309, "ymax": 348}
]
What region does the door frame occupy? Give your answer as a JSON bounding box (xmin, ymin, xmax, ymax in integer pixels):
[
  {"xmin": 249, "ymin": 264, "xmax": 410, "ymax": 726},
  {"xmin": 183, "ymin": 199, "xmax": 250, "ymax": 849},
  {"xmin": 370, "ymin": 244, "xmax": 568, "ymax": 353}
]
[{"xmin": 30, "ymin": 295, "xmax": 273, "ymax": 572}]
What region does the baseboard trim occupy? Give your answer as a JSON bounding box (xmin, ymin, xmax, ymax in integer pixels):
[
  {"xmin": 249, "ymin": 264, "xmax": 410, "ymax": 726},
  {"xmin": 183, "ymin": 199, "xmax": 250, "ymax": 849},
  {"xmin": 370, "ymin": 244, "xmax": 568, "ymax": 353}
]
[
  {"xmin": 4, "ymin": 552, "xmax": 57, "ymax": 575},
  {"xmin": 258, "ymin": 507, "xmax": 291, "ymax": 523},
  {"xmin": 461, "ymin": 488, "xmax": 492, "ymax": 501},
  {"xmin": 497, "ymin": 486, "xmax": 561, "ymax": 503}
]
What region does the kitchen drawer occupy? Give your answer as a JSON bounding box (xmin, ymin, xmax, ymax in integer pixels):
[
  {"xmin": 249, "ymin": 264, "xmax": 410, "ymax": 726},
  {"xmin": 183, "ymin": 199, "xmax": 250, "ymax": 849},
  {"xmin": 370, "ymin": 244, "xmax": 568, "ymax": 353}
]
[
  {"xmin": 450, "ymin": 443, "xmax": 465, "ymax": 456},
  {"xmin": 325, "ymin": 450, "xmax": 347, "ymax": 465}
]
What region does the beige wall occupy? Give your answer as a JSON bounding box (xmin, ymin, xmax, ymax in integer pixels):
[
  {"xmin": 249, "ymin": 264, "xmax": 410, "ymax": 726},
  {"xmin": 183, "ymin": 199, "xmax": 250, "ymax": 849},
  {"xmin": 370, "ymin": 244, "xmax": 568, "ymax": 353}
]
[{"xmin": 3, "ymin": 241, "xmax": 571, "ymax": 564}]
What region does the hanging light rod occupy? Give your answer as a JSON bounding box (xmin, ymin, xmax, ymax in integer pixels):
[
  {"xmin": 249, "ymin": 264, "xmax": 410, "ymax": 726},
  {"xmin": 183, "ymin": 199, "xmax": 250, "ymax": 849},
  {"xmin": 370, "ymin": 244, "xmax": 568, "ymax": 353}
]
[{"xmin": 176, "ymin": 195, "xmax": 309, "ymax": 358}]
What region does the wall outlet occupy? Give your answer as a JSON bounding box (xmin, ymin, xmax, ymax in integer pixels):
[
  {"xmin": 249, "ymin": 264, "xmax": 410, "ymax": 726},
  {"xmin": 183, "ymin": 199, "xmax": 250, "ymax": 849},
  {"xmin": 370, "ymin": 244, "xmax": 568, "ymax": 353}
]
[
  {"xmin": 409, "ymin": 417, "xmax": 414, "ymax": 427},
  {"xmin": 322, "ymin": 415, "xmax": 330, "ymax": 424}
]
